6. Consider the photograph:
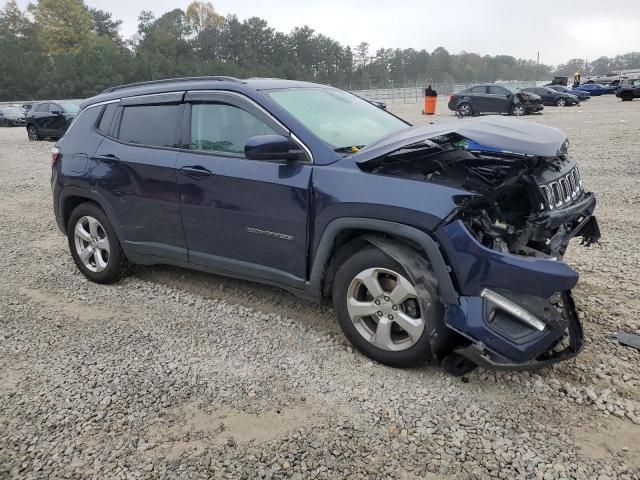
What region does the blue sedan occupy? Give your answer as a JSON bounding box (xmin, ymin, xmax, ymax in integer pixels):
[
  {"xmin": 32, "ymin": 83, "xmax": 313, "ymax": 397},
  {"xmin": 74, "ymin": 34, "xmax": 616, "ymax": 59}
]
[{"xmin": 573, "ymin": 83, "xmax": 614, "ymax": 96}]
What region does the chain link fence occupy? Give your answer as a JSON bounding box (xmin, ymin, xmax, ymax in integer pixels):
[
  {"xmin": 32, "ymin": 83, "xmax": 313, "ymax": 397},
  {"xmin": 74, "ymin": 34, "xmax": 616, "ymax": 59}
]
[{"xmin": 350, "ymin": 81, "xmax": 541, "ymax": 104}]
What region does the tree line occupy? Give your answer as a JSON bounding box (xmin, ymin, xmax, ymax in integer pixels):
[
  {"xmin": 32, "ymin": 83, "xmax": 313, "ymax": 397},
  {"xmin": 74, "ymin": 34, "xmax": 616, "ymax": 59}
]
[{"xmin": 1, "ymin": 0, "xmax": 639, "ymax": 101}]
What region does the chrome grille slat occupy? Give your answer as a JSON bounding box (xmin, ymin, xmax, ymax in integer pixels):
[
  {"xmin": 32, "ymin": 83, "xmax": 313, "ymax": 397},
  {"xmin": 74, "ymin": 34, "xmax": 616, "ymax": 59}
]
[{"xmin": 539, "ymin": 165, "xmax": 583, "ymax": 210}]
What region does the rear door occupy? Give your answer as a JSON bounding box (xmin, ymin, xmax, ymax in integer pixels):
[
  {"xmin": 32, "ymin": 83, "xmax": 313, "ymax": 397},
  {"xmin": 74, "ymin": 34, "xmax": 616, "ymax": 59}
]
[
  {"xmin": 176, "ymin": 91, "xmax": 312, "ymax": 284},
  {"xmin": 32, "ymin": 103, "xmax": 50, "ymax": 132},
  {"xmin": 467, "ymin": 86, "xmax": 489, "ymax": 112},
  {"xmin": 91, "ymin": 93, "xmax": 188, "ymax": 261}
]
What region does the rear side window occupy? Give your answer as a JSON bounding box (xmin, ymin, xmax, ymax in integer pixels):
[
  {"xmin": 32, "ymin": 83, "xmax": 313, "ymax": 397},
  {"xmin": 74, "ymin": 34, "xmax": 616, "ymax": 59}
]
[
  {"xmin": 97, "ymin": 104, "xmax": 118, "ymax": 135},
  {"xmin": 116, "ymin": 104, "xmax": 181, "ymax": 147},
  {"xmin": 35, "ymin": 103, "xmax": 49, "ymax": 112},
  {"xmin": 470, "ymin": 86, "xmax": 486, "ymax": 94},
  {"xmin": 190, "ymin": 103, "xmax": 277, "ymax": 156},
  {"xmin": 487, "ymin": 86, "xmax": 507, "ymax": 95}
]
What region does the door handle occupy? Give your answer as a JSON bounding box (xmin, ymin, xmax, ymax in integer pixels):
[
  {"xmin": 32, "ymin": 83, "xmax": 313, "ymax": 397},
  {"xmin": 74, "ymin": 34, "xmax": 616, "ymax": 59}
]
[
  {"xmin": 95, "ymin": 154, "xmax": 120, "ymax": 163},
  {"xmin": 180, "ymin": 165, "xmax": 212, "ymax": 179}
]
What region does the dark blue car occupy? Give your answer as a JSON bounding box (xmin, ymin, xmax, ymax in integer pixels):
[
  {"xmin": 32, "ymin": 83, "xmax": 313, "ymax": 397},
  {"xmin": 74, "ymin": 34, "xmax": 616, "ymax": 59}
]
[
  {"xmin": 573, "ymin": 83, "xmax": 614, "ymax": 96},
  {"xmin": 51, "ymin": 77, "xmax": 600, "ymax": 374}
]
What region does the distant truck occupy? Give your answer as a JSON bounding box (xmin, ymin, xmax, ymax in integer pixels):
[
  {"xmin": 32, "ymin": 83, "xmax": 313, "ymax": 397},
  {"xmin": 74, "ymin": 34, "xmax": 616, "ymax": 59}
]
[{"xmin": 550, "ymin": 76, "xmax": 568, "ymax": 86}]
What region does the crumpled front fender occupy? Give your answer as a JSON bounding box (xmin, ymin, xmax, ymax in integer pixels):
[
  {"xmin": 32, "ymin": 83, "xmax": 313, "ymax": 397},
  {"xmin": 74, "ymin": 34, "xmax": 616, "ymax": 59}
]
[{"xmin": 434, "ymin": 220, "xmax": 579, "ymax": 298}]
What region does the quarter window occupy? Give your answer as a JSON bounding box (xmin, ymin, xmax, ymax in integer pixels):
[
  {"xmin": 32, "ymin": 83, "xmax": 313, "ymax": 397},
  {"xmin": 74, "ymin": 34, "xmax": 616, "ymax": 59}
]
[
  {"xmin": 190, "ymin": 103, "xmax": 277, "ymax": 156},
  {"xmin": 470, "ymin": 86, "xmax": 486, "ymax": 94},
  {"xmin": 35, "ymin": 103, "xmax": 49, "ymax": 112},
  {"xmin": 97, "ymin": 104, "xmax": 117, "ymax": 135},
  {"xmin": 116, "ymin": 104, "xmax": 181, "ymax": 147}
]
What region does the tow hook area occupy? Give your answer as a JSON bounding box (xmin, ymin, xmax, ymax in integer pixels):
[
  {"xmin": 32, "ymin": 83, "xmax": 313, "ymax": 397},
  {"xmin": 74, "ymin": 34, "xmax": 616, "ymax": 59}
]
[{"xmin": 441, "ymin": 353, "xmax": 477, "ymax": 376}]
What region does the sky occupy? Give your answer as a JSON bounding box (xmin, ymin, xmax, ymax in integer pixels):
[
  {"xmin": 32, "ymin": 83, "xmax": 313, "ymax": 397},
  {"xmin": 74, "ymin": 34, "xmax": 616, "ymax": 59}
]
[{"xmin": 11, "ymin": 0, "xmax": 640, "ymax": 65}]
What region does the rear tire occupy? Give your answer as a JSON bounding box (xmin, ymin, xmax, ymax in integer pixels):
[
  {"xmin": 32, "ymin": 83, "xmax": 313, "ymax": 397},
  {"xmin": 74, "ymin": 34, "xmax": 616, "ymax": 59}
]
[
  {"xmin": 555, "ymin": 98, "xmax": 567, "ymax": 106},
  {"xmin": 67, "ymin": 202, "xmax": 133, "ymax": 284},
  {"xmin": 332, "ymin": 245, "xmax": 442, "ymax": 368},
  {"xmin": 621, "ymin": 92, "xmax": 633, "ymax": 101},
  {"xmin": 27, "ymin": 124, "xmax": 40, "ymax": 141}
]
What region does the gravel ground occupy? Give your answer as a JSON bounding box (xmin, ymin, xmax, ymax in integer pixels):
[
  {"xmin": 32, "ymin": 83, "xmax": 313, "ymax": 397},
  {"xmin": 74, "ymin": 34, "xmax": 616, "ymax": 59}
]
[{"xmin": 1, "ymin": 95, "xmax": 639, "ymax": 480}]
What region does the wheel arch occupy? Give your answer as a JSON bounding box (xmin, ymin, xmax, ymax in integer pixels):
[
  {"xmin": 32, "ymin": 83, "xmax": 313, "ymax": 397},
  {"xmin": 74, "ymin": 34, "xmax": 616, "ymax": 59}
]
[
  {"xmin": 309, "ymin": 218, "xmax": 458, "ymax": 305},
  {"xmin": 58, "ymin": 187, "xmax": 123, "ymax": 241}
]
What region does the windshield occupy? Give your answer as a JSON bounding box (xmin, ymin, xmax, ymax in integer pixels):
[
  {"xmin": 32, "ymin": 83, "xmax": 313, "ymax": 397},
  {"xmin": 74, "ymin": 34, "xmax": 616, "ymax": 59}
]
[
  {"xmin": 266, "ymin": 87, "xmax": 408, "ymax": 150},
  {"xmin": 59, "ymin": 102, "xmax": 80, "ymax": 114}
]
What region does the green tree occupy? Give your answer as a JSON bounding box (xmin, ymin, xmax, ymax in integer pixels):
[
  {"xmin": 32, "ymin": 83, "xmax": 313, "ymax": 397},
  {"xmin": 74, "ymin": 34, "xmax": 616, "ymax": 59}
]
[
  {"xmin": 185, "ymin": 1, "xmax": 223, "ymax": 36},
  {"xmin": 0, "ymin": 1, "xmax": 45, "ymax": 100},
  {"xmin": 29, "ymin": 0, "xmax": 94, "ymax": 55},
  {"xmin": 89, "ymin": 8, "xmax": 122, "ymax": 43}
]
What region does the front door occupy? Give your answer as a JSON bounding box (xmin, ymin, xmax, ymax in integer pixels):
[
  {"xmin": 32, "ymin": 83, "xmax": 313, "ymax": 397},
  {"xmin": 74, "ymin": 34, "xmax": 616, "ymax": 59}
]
[
  {"xmin": 48, "ymin": 103, "xmax": 69, "ymax": 136},
  {"xmin": 176, "ymin": 91, "xmax": 312, "ymax": 285},
  {"xmin": 486, "ymin": 86, "xmax": 511, "ymax": 113}
]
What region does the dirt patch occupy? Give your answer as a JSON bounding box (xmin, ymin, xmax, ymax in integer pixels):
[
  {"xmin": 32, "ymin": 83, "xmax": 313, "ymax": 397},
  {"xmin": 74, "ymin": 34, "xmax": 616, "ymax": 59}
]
[
  {"xmin": 145, "ymin": 402, "xmax": 322, "ymax": 460},
  {"xmin": 575, "ymin": 416, "xmax": 640, "ymax": 467}
]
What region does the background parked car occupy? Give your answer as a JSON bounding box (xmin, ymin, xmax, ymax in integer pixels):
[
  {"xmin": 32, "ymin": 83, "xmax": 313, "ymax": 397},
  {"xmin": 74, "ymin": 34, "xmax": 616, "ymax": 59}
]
[
  {"xmin": 574, "ymin": 83, "xmax": 614, "ymax": 96},
  {"xmin": 546, "ymin": 84, "xmax": 591, "ymax": 100},
  {"xmin": 0, "ymin": 107, "xmax": 26, "ymax": 127},
  {"xmin": 521, "ymin": 86, "xmax": 580, "ymax": 106},
  {"xmin": 616, "ymin": 78, "xmax": 640, "ymax": 101},
  {"xmin": 448, "ymin": 84, "xmax": 543, "ymax": 116},
  {"xmin": 25, "ymin": 101, "xmax": 80, "ymax": 140}
]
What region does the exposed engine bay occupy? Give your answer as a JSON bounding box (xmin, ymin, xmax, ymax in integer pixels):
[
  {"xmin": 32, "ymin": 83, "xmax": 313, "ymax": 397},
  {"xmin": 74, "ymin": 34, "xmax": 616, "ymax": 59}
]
[{"xmin": 359, "ymin": 132, "xmax": 601, "ymax": 259}]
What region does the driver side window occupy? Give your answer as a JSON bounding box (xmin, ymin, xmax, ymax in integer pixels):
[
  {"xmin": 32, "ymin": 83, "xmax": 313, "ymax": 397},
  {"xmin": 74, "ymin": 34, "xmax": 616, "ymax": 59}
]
[{"xmin": 190, "ymin": 103, "xmax": 277, "ymax": 157}]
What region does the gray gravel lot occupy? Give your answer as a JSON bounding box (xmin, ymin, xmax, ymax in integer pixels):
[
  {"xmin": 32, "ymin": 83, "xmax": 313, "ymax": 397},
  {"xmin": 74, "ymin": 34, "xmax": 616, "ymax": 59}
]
[{"xmin": 1, "ymin": 95, "xmax": 639, "ymax": 479}]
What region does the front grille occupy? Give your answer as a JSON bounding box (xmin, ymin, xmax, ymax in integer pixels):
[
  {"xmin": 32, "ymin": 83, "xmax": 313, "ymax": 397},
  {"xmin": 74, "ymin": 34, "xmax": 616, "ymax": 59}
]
[{"xmin": 539, "ymin": 166, "xmax": 583, "ymax": 210}]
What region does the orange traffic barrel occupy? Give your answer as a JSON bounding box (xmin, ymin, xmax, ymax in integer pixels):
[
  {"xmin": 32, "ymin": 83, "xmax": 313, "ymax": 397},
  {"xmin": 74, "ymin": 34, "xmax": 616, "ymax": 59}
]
[{"xmin": 423, "ymin": 95, "xmax": 437, "ymax": 115}]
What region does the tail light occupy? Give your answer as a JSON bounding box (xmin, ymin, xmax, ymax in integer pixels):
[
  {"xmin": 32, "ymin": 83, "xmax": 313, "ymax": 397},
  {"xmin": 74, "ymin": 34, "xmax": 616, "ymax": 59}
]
[{"xmin": 51, "ymin": 146, "xmax": 60, "ymax": 166}]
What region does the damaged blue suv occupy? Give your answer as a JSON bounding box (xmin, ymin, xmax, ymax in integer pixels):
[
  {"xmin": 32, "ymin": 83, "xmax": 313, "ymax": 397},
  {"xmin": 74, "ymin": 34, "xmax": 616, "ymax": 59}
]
[{"xmin": 51, "ymin": 77, "xmax": 600, "ymax": 374}]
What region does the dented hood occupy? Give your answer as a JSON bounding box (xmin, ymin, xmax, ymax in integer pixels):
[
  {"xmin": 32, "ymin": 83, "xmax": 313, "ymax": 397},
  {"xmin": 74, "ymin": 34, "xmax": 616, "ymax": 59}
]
[{"xmin": 353, "ymin": 115, "xmax": 569, "ymax": 163}]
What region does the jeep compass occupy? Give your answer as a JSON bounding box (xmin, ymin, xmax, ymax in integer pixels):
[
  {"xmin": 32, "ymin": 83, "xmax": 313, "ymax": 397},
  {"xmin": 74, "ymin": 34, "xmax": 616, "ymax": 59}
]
[{"xmin": 51, "ymin": 77, "xmax": 600, "ymax": 374}]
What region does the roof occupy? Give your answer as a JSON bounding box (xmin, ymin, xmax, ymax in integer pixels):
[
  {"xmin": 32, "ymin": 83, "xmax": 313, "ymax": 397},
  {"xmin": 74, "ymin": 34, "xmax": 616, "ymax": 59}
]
[{"xmin": 80, "ymin": 77, "xmax": 328, "ymax": 109}]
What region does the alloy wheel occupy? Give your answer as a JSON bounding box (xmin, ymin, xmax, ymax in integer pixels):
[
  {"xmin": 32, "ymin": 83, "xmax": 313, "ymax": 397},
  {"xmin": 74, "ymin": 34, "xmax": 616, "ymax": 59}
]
[
  {"xmin": 457, "ymin": 103, "xmax": 472, "ymax": 116},
  {"xmin": 27, "ymin": 126, "xmax": 39, "ymax": 141},
  {"xmin": 73, "ymin": 216, "xmax": 110, "ymax": 273},
  {"xmin": 346, "ymin": 267, "xmax": 424, "ymax": 351},
  {"xmin": 512, "ymin": 105, "xmax": 525, "ymax": 116},
  {"xmin": 556, "ymin": 98, "xmax": 566, "ymax": 106}
]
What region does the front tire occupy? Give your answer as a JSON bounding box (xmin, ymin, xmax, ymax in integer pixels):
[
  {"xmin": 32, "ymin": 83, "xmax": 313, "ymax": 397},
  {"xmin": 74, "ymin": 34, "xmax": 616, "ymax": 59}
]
[
  {"xmin": 332, "ymin": 246, "xmax": 442, "ymax": 368},
  {"xmin": 67, "ymin": 202, "xmax": 133, "ymax": 284},
  {"xmin": 511, "ymin": 104, "xmax": 526, "ymax": 116},
  {"xmin": 555, "ymin": 98, "xmax": 567, "ymax": 106},
  {"xmin": 621, "ymin": 92, "xmax": 633, "ymax": 101},
  {"xmin": 456, "ymin": 102, "xmax": 473, "ymax": 117}
]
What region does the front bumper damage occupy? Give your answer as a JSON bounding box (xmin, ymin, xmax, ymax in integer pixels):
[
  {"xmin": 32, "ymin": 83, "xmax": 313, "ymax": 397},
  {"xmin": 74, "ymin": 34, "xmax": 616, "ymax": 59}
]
[{"xmin": 432, "ymin": 202, "xmax": 597, "ymax": 370}]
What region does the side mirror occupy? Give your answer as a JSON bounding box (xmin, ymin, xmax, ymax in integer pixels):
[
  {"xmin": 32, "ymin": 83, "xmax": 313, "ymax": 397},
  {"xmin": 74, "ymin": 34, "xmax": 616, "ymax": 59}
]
[{"xmin": 244, "ymin": 135, "xmax": 304, "ymax": 162}]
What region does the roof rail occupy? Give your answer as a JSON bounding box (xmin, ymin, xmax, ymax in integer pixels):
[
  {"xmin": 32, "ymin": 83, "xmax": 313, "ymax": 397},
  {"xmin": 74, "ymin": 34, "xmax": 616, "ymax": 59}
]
[{"xmin": 101, "ymin": 76, "xmax": 244, "ymax": 94}]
